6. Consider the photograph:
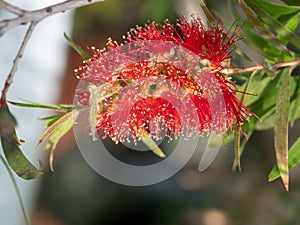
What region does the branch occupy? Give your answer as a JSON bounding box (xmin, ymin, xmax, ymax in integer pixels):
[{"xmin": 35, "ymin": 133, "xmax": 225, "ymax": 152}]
[
  {"xmin": 0, "ymin": 0, "xmax": 105, "ymax": 104},
  {"xmin": 222, "ymin": 59, "xmax": 300, "ymax": 75},
  {"xmin": 1, "ymin": 22, "xmax": 36, "ymax": 104},
  {"xmin": 0, "ymin": 0, "xmax": 105, "ymax": 37},
  {"xmin": 0, "ymin": 0, "xmax": 26, "ymax": 16}
]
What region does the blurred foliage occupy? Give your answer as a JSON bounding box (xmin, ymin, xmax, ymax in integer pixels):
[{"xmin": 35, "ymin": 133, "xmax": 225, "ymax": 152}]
[
  {"xmin": 201, "ymin": 0, "xmax": 300, "ymax": 190},
  {"xmin": 222, "ymin": 0, "xmax": 299, "ymax": 190},
  {"xmin": 72, "ymin": 0, "xmax": 177, "ymax": 40}
]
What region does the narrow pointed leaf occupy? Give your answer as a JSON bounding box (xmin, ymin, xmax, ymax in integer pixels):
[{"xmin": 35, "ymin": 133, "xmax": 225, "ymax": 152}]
[
  {"xmin": 140, "ymin": 129, "xmax": 165, "ymax": 158},
  {"xmin": 198, "ymin": 0, "xmax": 217, "ymax": 26},
  {"xmin": 249, "ymin": 71, "xmax": 281, "ymax": 113},
  {"xmin": 44, "ymin": 110, "xmax": 79, "ymax": 171},
  {"xmin": 40, "ymin": 114, "xmax": 66, "ymax": 127},
  {"xmin": 237, "ymin": 71, "xmax": 264, "ymax": 105},
  {"xmin": 290, "ymin": 77, "xmax": 300, "ymax": 126},
  {"xmin": 252, "ymin": 0, "xmax": 300, "ymax": 19},
  {"xmin": 233, "ymin": 106, "xmax": 275, "ymax": 169},
  {"xmin": 269, "ymin": 137, "xmax": 300, "ymax": 181},
  {"xmin": 64, "ymin": 32, "xmax": 90, "ymax": 60},
  {"xmin": 241, "ymin": 27, "xmax": 283, "ymax": 61},
  {"xmin": 233, "ymin": 72, "xmax": 256, "ymax": 170},
  {"xmin": 285, "ymin": 12, "xmax": 300, "ymax": 33},
  {"xmin": 8, "ymin": 100, "xmax": 73, "ymax": 112},
  {"xmin": 40, "ymin": 114, "xmax": 64, "ymax": 121},
  {"xmin": 233, "ymin": 127, "xmax": 241, "ymax": 171},
  {"xmin": 274, "ymin": 68, "xmax": 290, "ymax": 191},
  {"xmin": 239, "ymin": 0, "xmax": 292, "ymax": 57},
  {"xmin": 45, "ymin": 111, "xmax": 78, "ymax": 151},
  {"xmin": 36, "ymin": 110, "xmax": 77, "ymax": 149},
  {"xmin": 280, "ymin": 0, "xmax": 300, "ymax": 6},
  {"xmin": 233, "ymin": 46, "xmax": 253, "ymax": 63},
  {"xmin": 245, "ymin": 0, "xmax": 300, "ymax": 48},
  {"xmin": 0, "ymin": 103, "xmax": 43, "ymax": 179},
  {"xmin": 228, "ymin": 1, "xmax": 289, "ymax": 61}
]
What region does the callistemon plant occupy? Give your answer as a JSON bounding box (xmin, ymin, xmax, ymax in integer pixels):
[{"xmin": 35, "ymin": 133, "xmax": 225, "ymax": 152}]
[
  {"xmin": 75, "ymin": 16, "xmax": 254, "ymax": 157},
  {"xmin": 2, "ymin": 0, "xmax": 299, "ymax": 196}
]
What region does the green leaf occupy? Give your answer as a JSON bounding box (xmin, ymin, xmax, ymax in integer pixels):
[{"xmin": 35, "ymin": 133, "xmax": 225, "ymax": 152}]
[
  {"xmin": 235, "ymin": 19, "xmax": 287, "ymax": 61},
  {"xmin": 280, "ymin": 0, "xmax": 300, "ymax": 7},
  {"xmin": 274, "ymin": 68, "xmax": 291, "ymax": 191},
  {"xmin": 233, "ymin": 72, "xmax": 257, "ymax": 170},
  {"xmin": 233, "ymin": 103, "xmax": 276, "ymax": 169},
  {"xmin": 285, "ymin": 12, "xmax": 300, "ymax": 33},
  {"xmin": 36, "ymin": 110, "xmax": 77, "ymax": 149},
  {"xmin": 140, "ymin": 128, "xmax": 166, "ymax": 158},
  {"xmin": 8, "ymin": 100, "xmax": 73, "ymax": 112},
  {"xmin": 256, "ymin": 112, "xmax": 275, "ymax": 130},
  {"xmin": 40, "ymin": 114, "xmax": 65, "ymax": 127},
  {"xmin": 239, "ymin": 0, "xmax": 292, "ymax": 58},
  {"xmin": 245, "ymin": 0, "xmax": 300, "ymax": 49},
  {"xmin": 228, "ymin": 1, "xmax": 290, "ymax": 61},
  {"xmin": 46, "ymin": 110, "xmax": 78, "ymax": 171},
  {"xmin": 252, "ymin": 0, "xmax": 300, "ymax": 19},
  {"xmin": 0, "ymin": 103, "xmax": 43, "ymax": 179},
  {"xmin": 198, "ymin": 0, "xmax": 217, "ymax": 26},
  {"xmin": 233, "ymin": 126, "xmax": 241, "ymax": 171},
  {"xmin": 248, "ymin": 74, "xmax": 281, "ymax": 113},
  {"xmin": 269, "ymin": 137, "xmax": 300, "ymax": 181},
  {"xmin": 290, "ymin": 76, "xmax": 300, "ymax": 126},
  {"xmin": 36, "ymin": 110, "xmax": 79, "ymax": 171},
  {"xmin": 256, "ymin": 75, "xmax": 297, "ymax": 130},
  {"xmin": 64, "ymin": 32, "xmax": 90, "ymax": 60},
  {"xmin": 237, "ymin": 72, "xmax": 265, "ymax": 105}
]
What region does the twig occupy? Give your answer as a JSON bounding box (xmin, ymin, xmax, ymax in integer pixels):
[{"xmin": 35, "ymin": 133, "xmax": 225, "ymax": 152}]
[
  {"xmin": 0, "ymin": 0, "xmax": 105, "ymax": 103},
  {"xmin": 222, "ymin": 58, "xmax": 300, "ymax": 75},
  {"xmin": 1, "ymin": 22, "xmax": 36, "ymax": 104},
  {"xmin": 0, "ymin": 154, "xmax": 31, "ymax": 225},
  {"xmin": 0, "ymin": 0, "xmax": 26, "ymax": 16},
  {"xmin": 0, "ymin": 0, "xmax": 105, "ymax": 37}
]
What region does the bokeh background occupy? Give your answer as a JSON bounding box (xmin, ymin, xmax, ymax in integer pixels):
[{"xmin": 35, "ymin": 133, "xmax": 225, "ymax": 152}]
[{"xmin": 1, "ymin": 0, "xmax": 300, "ymax": 225}]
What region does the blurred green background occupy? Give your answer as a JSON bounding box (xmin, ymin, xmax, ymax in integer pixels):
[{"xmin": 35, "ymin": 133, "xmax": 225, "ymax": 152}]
[{"xmin": 32, "ymin": 1, "xmax": 300, "ymax": 225}]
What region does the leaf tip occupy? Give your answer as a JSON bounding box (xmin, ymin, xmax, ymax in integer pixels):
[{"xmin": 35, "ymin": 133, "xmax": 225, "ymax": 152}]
[
  {"xmin": 152, "ymin": 147, "xmax": 166, "ymax": 158},
  {"xmin": 38, "ymin": 159, "xmax": 44, "ymax": 172},
  {"xmin": 50, "ymin": 150, "xmax": 55, "ymax": 172},
  {"xmin": 281, "ymin": 174, "xmax": 289, "ymax": 191}
]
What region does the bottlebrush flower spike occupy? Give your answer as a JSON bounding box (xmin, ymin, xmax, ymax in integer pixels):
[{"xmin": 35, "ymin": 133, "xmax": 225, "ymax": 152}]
[
  {"xmin": 74, "ymin": 16, "xmax": 254, "ymax": 157},
  {"xmin": 125, "ymin": 16, "xmax": 241, "ymax": 71}
]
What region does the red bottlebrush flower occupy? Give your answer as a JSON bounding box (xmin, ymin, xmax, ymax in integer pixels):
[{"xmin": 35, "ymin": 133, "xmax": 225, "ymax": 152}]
[
  {"xmin": 125, "ymin": 16, "xmax": 241, "ymax": 71},
  {"xmin": 75, "ymin": 16, "xmax": 253, "ymax": 150}
]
